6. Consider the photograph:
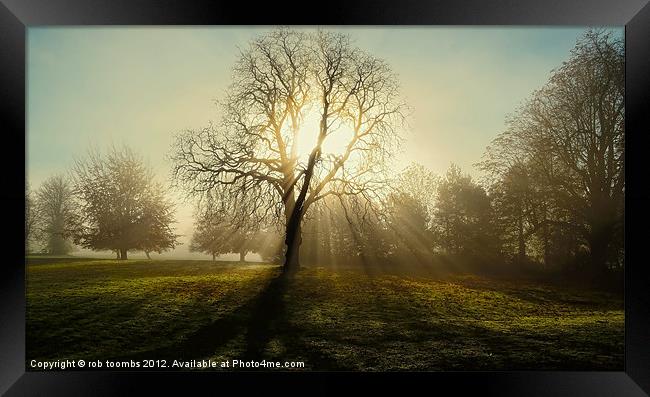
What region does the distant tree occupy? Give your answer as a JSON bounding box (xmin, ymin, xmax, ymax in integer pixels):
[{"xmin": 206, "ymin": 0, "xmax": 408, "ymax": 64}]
[
  {"xmin": 384, "ymin": 192, "xmax": 434, "ymax": 264},
  {"xmin": 191, "ymin": 222, "xmax": 256, "ymax": 262},
  {"xmin": 71, "ymin": 146, "xmax": 179, "ymax": 260},
  {"xmin": 300, "ymin": 164, "xmax": 439, "ymax": 268},
  {"xmin": 252, "ymin": 228, "xmax": 285, "ymax": 264},
  {"xmin": 299, "ymin": 193, "xmax": 390, "ymax": 267},
  {"xmin": 25, "ymin": 183, "xmax": 39, "ymax": 252},
  {"xmin": 189, "ymin": 210, "xmax": 222, "ymax": 262},
  {"xmin": 172, "ymin": 28, "xmax": 406, "ymax": 273},
  {"xmin": 33, "ymin": 175, "xmax": 78, "ymax": 255},
  {"xmin": 138, "ymin": 188, "xmax": 179, "ymax": 260},
  {"xmin": 395, "ymin": 163, "xmax": 438, "ymax": 219},
  {"xmin": 486, "ymin": 161, "xmax": 537, "ymax": 263},
  {"xmin": 431, "ymin": 164, "xmax": 498, "ymax": 257},
  {"xmin": 383, "ymin": 163, "xmax": 438, "ymax": 264},
  {"xmin": 190, "ymin": 194, "xmax": 259, "ymax": 262},
  {"xmin": 479, "ymin": 29, "xmax": 624, "ymax": 275}
]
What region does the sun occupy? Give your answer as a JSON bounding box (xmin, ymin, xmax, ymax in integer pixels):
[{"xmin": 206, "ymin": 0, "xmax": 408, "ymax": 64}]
[{"xmin": 293, "ymin": 109, "xmax": 355, "ymax": 162}]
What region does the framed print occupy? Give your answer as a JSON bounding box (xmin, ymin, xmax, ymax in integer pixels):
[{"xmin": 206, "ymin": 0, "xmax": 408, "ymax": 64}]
[{"xmin": 2, "ymin": 0, "xmax": 650, "ymax": 395}]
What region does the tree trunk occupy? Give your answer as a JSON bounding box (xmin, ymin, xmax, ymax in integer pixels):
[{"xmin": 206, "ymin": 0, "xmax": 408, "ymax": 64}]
[
  {"xmin": 145, "ymin": 251, "xmax": 151, "ymax": 260},
  {"xmin": 517, "ymin": 212, "xmax": 526, "ymax": 263},
  {"xmin": 212, "ymin": 253, "xmax": 216, "ymax": 262},
  {"xmin": 281, "ymin": 133, "xmax": 322, "ymax": 273},
  {"xmin": 239, "ymin": 251, "xmax": 246, "ymax": 262},
  {"xmin": 284, "ymin": 209, "xmax": 302, "ymax": 274},
  {"xmin": 116, "ymin": 251, "xmax": 120, "ymax": 260},
  {"xmin": 119, "ymin": 248, "xmax": 128, "ymax": 260},
  {"xmin": 541, "ymin": 201, "xmax": 550, "ymax": 269},
  {"xmin": 284, "ymin": 219, "xmax": 302, "ymax": 273},
  {"xmin": 281, "ymin": 174, "xmax": 302, "ymax": 273},
  {"xmin": 542, "ymin": 220, "xmax": 550, "ymax": 269}
]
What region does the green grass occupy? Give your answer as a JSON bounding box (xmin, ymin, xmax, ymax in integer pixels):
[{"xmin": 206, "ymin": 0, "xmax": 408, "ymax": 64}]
[{"xmin": 26, "ymin": 259, "xmax": 623, "ymax": 370}]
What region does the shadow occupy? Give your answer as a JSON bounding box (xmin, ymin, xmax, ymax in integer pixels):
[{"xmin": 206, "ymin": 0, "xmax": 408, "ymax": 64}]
[
  {"xmin": 241, "ymin": 271, "xmax": 289, "ymax": 360},
  {"xmin": 454, "ymin": 276, "xmax": 623, "ymax": 311},
  {"xmin": 113, "ymin": 271, "xmax": 290, "ymax": 364},
  {"xmin": 26, "ymin": 257, "xmax": 100, "ymax": 265},
  {"xmin": 274, "ymin": 331, "xmax": 353, "ymax": 371},
  {"xmin": 114, "ymin": 268, "xmax": 353, "ymax": 370}
]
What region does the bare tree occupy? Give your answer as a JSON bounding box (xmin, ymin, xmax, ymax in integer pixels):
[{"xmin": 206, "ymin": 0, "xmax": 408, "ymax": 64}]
[
  {"xmin": 72, "ymin": 146, "xmax": 179, "ymax": 260},
  {"xmin": 172, "ymin": 29, "xmax": 406, "ymax": 273},
  {"xmin": 25, "ymin": 182, "xmax": 41, "ymax": 253},
  {"xmin": 33, "ymin": 175, "xmax": 78, "ymax": 255}
]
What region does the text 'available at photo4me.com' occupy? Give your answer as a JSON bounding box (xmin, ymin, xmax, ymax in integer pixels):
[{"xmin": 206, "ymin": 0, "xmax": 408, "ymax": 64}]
[{"xmin": 29, "ymin": 359, "xmax": 307, "ymax": 370}]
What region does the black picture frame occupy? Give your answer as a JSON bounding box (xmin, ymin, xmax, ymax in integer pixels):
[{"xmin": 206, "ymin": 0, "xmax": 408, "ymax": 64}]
[{"xmin": 2, "ymin": 0, "xmax": 649, "ymax": 395}]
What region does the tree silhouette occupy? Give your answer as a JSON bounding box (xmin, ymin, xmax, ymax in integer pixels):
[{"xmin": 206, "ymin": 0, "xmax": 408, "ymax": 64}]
[
  {"xmin": 479, "ymin": 29, "xmax": 624, "ymax": 275},
  {"xmin": 432, "ymin": 164, "xmax": 498, "ymax": 257},
  {"xmin": 172, "ymin": 29, "xmax": 406, "ymax": 273}
]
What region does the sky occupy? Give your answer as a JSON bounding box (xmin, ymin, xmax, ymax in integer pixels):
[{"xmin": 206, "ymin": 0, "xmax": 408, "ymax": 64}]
[{"xmin": 26, "ymin": 26, "xmax": 623, "ymax": 259}]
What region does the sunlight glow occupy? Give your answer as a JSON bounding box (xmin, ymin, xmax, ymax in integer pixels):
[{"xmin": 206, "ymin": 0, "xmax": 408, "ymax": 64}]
[{"xmin": 293, "ymin": 109, "xmax": 356, "ymax": 162}]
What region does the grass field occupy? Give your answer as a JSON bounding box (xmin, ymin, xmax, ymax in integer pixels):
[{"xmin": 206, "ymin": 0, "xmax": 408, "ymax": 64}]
[{"xmin": 26, "ymin": 258, "xmax": 624, "ymax": 371}]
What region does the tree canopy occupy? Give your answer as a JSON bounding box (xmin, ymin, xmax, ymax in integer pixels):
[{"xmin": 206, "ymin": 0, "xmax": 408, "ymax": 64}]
[
  {"xmin": 172, "ymin": 28, "xmax": 406, "ymax": 272},
  {"xmin": 189, "ymin": 193, "xmax": 261, "ymax": 262},
  {"xmin": 71, "ymin": 146, "xmax": 179, "ymax": 260},
  {"xmin": 30, "ymin": 175, "xmax": 78, "ymax": 255},
  {"xmin": 478, "ymin": 29, "xmax": 624, "ymax": 275}
]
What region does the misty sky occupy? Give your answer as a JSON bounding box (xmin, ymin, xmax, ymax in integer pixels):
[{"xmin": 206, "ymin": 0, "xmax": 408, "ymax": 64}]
[{"xmin": 26, "ymin": 26, "xmax": 622, "ymax": 259}]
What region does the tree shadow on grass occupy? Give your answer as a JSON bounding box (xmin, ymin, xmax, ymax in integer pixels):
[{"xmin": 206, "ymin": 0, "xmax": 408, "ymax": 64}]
[
  {"xmin": 362, "ymin": 281, "xmax": 624, "ymax": 371},
  {"xmin": 240, "ymin": 271, "xmax": 290, "ymax": 361},
  {"xmin": 113, "ymin": 272, "xmax": 291, "ymax": 364},
  {"xmin": 114, "ymin": 269, "xmax": 353, "ymax": 370},
  {"xmin": 453, "ymin": 276, "xmax": 623, "ymax": 311},
  {"xmin": 93, "ymin": 266, "xmax": 624, "ymax": 371}
]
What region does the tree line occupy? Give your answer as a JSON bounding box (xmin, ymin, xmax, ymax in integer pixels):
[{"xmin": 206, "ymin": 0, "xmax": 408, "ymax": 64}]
[
  {"xmin": 26, "ymin": 147, "xmax": 179, "ymax": 260},
  {"xmin": 176, "ymin": 28, "xmax": 624, "ymax": 281},
  {"xmin": 26, "ymin": 28, "xmax": 624, "ymax": 283}
]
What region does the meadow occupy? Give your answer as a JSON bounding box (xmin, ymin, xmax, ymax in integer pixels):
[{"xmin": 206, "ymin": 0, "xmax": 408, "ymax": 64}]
[{"xmin": 26, "ymin": 258, "xmax": 624, "ymax": 371}]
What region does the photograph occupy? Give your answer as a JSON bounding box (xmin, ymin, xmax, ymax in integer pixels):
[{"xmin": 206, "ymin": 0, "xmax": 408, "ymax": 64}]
[{"xmin": 25, "ymin": 26, "xmax": 625, "ymax": 372}]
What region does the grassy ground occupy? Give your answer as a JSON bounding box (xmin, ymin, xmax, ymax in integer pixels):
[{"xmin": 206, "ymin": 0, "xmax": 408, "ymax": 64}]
[{"xmin": 26, "ymin": 259, "xmax": 623, "ymax": 371}]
